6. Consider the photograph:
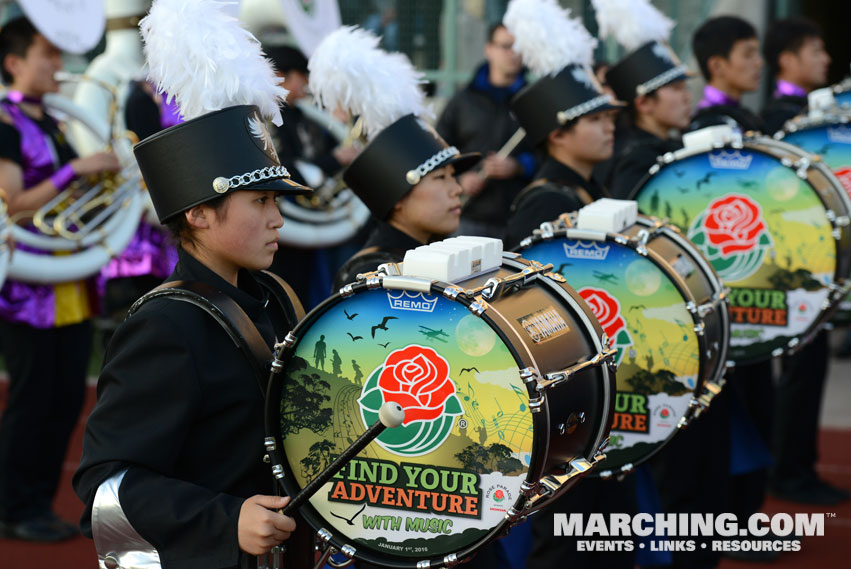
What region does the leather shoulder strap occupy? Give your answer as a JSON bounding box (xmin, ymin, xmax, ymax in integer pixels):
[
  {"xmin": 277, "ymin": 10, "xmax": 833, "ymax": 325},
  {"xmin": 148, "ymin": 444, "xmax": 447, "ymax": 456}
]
[
  {"xmin": 257, "ymin": 270, "xmax": 306, "ymax": 323},
  {"xmin": 129, "ymin": 281, "xmax": 272, "ymax": 395}
]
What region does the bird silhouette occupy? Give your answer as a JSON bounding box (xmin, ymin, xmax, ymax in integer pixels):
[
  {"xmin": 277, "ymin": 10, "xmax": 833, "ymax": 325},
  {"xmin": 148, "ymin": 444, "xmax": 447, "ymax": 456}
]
[
  {"xmin": 677, "ymin": 186, "xmax": 689, "ymax": 194},
  {"xmin": 556, "ymin": 262, "xmax": 573, "ymax": 274},
  {"xmin": 377, "ymin": 341, "xmax": 390, "ymax": 348},
  {"xmin": 329, "ymin": 504, "xmax": 366, "ymax": 526},
  {"xmin": 629, "ymin": 304, "xmax": 647, "ymax": 312},
  {"xmin": 461, "ymin": 367, "xmax": 480, "ymax": 375},
  {"xmin": 347, "ymin": 332, "xmax": 363, "ymax": 342},
  {"xmin": 371, "ymin": 316, "xmax": 398, "ymax": 338},
  {"xmin": 344, "ymin": 309, "xmax": 358, "ymax": 320},
  {"xmin": 736, "ymin": 178, "xmax": 757, "ymax": 189},
  {"xmin": 696, "ymin": 172, "xmax": 717, "ymax": 190},
  {"xmin": 674, "ymin": 169, "xmax": 686, "ymax": 178}
]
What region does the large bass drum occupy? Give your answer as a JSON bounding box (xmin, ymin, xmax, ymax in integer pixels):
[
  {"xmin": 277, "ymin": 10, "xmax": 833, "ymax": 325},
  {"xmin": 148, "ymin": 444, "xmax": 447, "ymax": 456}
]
[
  {"xmin": 834, "ymin": 77, "xmax": 851, "ymax": 111},
  {"xmin": 776, "ymin": 110, "xmax": 851, "ymax": 325},
  {"xmin": 515, "ymin": 212, "xmax": 726, "ymax": 478},
  {"xmin": 629, "ymin": 128, "xmax": 851, "ymax": 363},
  {"xmin": 264, "ymin": 250, "xmax": 615, "ymax": 567}
]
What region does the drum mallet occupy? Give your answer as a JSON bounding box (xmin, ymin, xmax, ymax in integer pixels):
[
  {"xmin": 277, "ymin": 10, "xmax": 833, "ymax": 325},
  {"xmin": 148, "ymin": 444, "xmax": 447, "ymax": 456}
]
[{"xmin": 281, "ymin": 402, "xmax": 405, "ymax": 515}]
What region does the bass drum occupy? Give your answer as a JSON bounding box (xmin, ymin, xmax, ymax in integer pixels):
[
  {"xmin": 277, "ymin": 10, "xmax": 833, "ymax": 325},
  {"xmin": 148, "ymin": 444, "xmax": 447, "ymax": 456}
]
[
  {"xmin": 516, "ymin": 213, "xmax": 720, "ymax": 478},
  {"xmin": 629, "ymin": 131, "xmax": 851, "ymax": 363},
  {"xmin": 265, "ymin": 253, "xmax": 615, "ymax": 568},
  {"xmin": 834, "ymin": 77, "xmax": 851, "ymax": 111},
  {"xmin": 776, "ymin": 111, "xmax": 851, "ymax": 325}
]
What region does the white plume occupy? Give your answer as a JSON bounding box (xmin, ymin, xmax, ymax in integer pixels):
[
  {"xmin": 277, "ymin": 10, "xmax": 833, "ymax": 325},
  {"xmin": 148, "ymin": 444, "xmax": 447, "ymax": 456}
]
[
  {"xmin": 140, "ymin": 0, "xmax": 288, "ymax": 126},
  {"xmin": 503, "ymin": 0, "xmax": 596, "ymax": 76},
  {"xmin": 308, "ymin": 26, "xmax": 429, "ymax": 140},
  {"xmin": 592, "ymin": 0, "xmax": 675, "ymax": 52}
]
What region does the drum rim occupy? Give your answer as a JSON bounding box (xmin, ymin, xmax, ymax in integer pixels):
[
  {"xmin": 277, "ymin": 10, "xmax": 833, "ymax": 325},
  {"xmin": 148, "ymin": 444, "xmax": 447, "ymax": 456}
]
[
  {"xmin": 264, "ymin": 263, "xmax": 614, "ymax": 566},
  {"xmin": 515, "ymin": 227, "xmax": 710, "ymax": 475},
  {"xmin": 629, "ymin": 139, "xmax": 851, "ymax": 363}
]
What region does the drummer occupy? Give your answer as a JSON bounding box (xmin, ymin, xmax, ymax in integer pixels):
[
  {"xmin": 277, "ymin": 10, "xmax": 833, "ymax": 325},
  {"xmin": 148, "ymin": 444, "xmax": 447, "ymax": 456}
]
[
  {"xmin": 599, "ymin": 32, "xmax": 693, "ymax": 197},
  {"xmin": 690, "ymin": 15, "xmax": 765, "ymax": 133},
  {"xmin": 761, "ymin": 18, "xmax": 831, "ymax": 133},
  {"xmin": 332, "ymin": 117, "xmax": 480, "ymax": 290},
  {"xmin": 72, "ymin": 3, "xmax": 313, "ymax": 567},
  {"xmin": 502, "ymin": 59, "xmax": 621, "ymax": 248},
  {"xmin": 761, "ymin": 19, "xmax": 847, "ymax": 506}
]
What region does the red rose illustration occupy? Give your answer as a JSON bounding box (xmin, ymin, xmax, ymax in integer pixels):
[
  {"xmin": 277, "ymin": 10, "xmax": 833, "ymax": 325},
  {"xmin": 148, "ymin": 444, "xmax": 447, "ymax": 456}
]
[
  {"xmin": 578, "ymin": 287, "xmax": 626, "ymax": 340},
  {"xmin": 703, "ymin": 194, "xmax": 767, "ymax": 257},
  {"xmin": 377, "ymin": 345, "xmax": 456, "ymax": 426}
]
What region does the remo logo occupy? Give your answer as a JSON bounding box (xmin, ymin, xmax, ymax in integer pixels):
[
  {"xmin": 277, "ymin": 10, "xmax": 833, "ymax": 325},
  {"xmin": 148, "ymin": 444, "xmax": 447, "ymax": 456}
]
[
  {"xmin": 687, "ymin": 194, "xmax": 773, "ymax": 282},
  {"xmin": 357, "ymin": 345, "xmax": 463, "ymax": 456}
]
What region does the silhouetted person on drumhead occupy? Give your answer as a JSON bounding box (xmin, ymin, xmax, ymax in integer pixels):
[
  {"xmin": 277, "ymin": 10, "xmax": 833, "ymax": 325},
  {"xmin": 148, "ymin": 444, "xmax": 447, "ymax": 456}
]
[
  {"xmin": 314, "ymin": 334, "xmax": 327, "ymax": 370},
  {"xmin": 351, "ymin": 359, "xmax": 363, "ymax": 385}
]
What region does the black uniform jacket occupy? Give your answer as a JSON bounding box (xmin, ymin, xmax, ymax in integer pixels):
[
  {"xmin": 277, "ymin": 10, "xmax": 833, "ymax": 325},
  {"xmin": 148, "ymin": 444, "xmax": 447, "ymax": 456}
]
[
  {"xmin": 74, "ymin": 248, "xmax": 294, "ymax": 569},
  {"xmin": 606, "ymin": 126, "xmax": 682, "ymax": 199},
  {"xmin": 505, "ymin": 156, "xmax": 606, "ymax": 249},
  {"xmin": 689, "ymin": 103, "xmax": 766, "ymax": 133},
  {"xmin": 761, "ymin": 94, "xmax": 807, "ymax": 135},
  {"xmin": 332, "ymin": 222, "xmax": 423, "ymax": 292}
]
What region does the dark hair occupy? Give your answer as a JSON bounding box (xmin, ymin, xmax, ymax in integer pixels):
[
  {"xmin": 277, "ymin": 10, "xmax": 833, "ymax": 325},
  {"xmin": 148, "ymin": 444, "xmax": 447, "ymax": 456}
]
[
  {"xmin": 763, "ymin": 18, "xmax": 823, "ymax": 78},
  {"xmin": 0, "ymin": 17, "xmax": 39, "ymax": 85},
  {"xmin": 487, "ymin": 23, "xmax": 507, "ymax": 43},
  {"xmin": 265, "ymin": 45, "xmax": 308, "ymax": 74},
  {"xmin": 692, "ymin": 16, "xmax": 758, "ymax": 81},
  {"xmin": 164, "ymin": 194, "xmax": 230, "ymax": 249}
]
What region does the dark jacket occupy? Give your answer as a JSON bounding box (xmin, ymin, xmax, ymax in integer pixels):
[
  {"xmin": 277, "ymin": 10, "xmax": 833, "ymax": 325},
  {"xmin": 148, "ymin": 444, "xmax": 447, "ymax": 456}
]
[
  {"xmin": 605, "ymin": 126, "xmax": 682, "ymax": 199},
  {"xmin": 332, "ymin": 222, "xmax": 423, "ymax": 291},
  {"xmin": 505, "ymin": 156, "xmax": 607, "ymax": 249},
  {"xmin": 761, "ymin": 94, "xmax": 808, "ymax": 135},
  {"xmin": 73, "ymin": 249, "xmax": 297, "ymax": 569},
  {"xmin": 690, "ymin": 103, "xmax": 765, "ymax": 134},
  {"xmin": 436, "ymin": 62, "xmax": 536, "ymax": 225}
]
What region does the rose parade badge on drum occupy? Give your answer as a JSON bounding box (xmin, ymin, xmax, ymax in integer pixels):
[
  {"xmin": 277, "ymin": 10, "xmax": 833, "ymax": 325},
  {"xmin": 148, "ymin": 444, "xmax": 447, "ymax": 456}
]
[
  {"xmin": 517, "ymin": 203, "xmax": 705, "ymax": 476},
  {"xmin": 630, "ymin": 127, "xmax": 851, "ymax": 363}
]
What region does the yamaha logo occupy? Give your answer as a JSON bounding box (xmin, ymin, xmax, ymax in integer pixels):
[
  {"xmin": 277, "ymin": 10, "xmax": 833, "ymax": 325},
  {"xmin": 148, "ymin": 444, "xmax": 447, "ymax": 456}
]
[{"xmin": 386, "ymin": 290, "xmax": 438, "ymax": 313}]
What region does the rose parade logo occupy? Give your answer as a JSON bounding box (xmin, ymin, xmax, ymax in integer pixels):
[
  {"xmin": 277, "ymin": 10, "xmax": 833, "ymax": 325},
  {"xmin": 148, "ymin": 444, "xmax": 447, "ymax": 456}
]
[
  {"xmin": 358, "ymin": 345, "xmax": 463, "ymax": 456},
  {"xmin": 687, "ymin": 194, "xmax": 773, "ymax": 282},
  {"xmin": 578, "ymin": 287, "xmax": 632, "ymax": 364}
]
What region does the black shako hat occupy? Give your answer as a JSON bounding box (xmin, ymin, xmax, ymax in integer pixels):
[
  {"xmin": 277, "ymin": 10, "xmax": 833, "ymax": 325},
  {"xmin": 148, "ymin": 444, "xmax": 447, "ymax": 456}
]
[
  {"xmin": 510, "ymin": 64, "xmax": 622, "ymax": 146},
  {"xmin": 134, "ymin": 105, "xmax": 311, "ymax": 223},
  {"xmin": 266, "ymin": 45, "xmax": 309, "ymax": 74},
  {"xmin": 605, "ymin": 41, "xmax": 691, "ymax": 102},
  {"xmin": 342, "ymin": 114, "xmax": 481, "ymax": 220}
]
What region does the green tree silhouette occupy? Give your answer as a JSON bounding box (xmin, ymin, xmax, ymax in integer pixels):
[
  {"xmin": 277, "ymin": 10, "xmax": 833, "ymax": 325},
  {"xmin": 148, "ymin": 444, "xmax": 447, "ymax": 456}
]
[
  {"xmin": 455, "ymin": 443, "xmax": 523, "ymax": 475},
  {"xmin": 280, "ymin": 356, "xmax": 333, "ymax": 435}
]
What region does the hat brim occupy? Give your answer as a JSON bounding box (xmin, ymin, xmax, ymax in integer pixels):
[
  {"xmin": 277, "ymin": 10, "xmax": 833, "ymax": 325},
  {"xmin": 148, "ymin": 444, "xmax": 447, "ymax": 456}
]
[
  {"xmin": 247, "ymin": 175, "xmax": 312, "ymax": 195},
  {"xmin": 442, "ymin": 152, "xmax": 482, "ymax": 176}
]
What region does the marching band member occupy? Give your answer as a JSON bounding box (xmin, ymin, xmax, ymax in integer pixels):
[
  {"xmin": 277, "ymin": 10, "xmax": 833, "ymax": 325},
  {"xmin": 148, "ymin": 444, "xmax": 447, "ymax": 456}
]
[
  {"xmin": 690, "ymin": 16, "xmax": 765, "ymax": 133},
  {"xmin": 501, "ymin": 3, "xmax": 635, "ymax": 568},
  {"xmin": 502, "ymin": 0, "xmax": 621, "ymax": 250},
  {"xmin": 592, "ymin": 0, "xmax": 693, "ymax": 198},
  {"xmin": 305, "ymin": 27, "xmax": 480, "ymax": 292},
  {"xmin": 0, "ymin": 16, "xmax": 120, "ymax": 542},
  {"xmin": 73, "ymin": 2, "xmax": 312, "ymax": 567},
  {"xmin": 762, "ymin": 18, "xmax": 847, "ymax": 506}
]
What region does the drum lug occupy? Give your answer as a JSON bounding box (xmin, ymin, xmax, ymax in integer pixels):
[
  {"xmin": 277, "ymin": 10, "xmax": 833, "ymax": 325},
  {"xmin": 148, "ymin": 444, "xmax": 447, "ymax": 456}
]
[
  {"xmin": 538, "ymin": 348, "xmax": 617, "ymax": 391},
  {"xmin": 693, "ymin": 321, "xmax": 705, "ymax": 336},
  {"xmin": 468, "ymin": 300, "xmax": 488, "ymax": 316},
  {"xmin": 519, "ymin": 366, "xmax": 540, "ymax": 384},
  {"xmin": 528, "ymin": 395, "xmax": 545, "ymax": 413},
  {"xmin": 317, "ymin": 528, "xmax": 333, "ymax": 543},
  {"xmin": 264, "ymin": 437, "xmax": 276, "ymax": 452},
  {"xmin": 442, "ymin": 284, "xmax": 464, "ymax": 300},
  {"xmin": 416, "ymin": 561, "xmax": 431, "ymax": 569},
  {"xmin": 339, "ymin": 284, "xmax": 355, "ymax": 298},
  {"xmin": 271, "ymin": 464, "xmax": 284, "ymax": 479},
  {"xmin": 546, "ymin": 271, "xmax": 566, "ymax": 283},
  {"xmin": 443, "ymin": 553, "xmax": 459, "ymax": 568}
]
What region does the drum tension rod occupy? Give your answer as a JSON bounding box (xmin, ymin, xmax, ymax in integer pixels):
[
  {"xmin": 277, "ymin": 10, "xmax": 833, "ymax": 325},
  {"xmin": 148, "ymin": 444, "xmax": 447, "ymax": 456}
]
[{"xmin": 537, "ymin": 348, "xmax": 617, "ymax": 391}]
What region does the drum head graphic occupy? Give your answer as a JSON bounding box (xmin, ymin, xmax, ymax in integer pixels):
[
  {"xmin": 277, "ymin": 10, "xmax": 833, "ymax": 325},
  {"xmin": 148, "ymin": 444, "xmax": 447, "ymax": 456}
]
[
  {"xmin": 518, "ymin": 237, "xmax": 700, "ymax": 474},
  {"xmin": 271, "ymin": 288, "xmax": 532, "ymax": 561},
  {"xmin": 632, "ymin": 145, "xmax": 838, "ymax": 363},
  {"xmin": 781, "ymin": 116, "xmax": 851, "ymax": 196}
]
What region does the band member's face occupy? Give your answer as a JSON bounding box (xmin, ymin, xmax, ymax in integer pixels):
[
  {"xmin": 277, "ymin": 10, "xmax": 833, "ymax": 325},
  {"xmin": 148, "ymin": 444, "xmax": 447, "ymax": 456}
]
[
  {"xmin": 198, "ymin": 190, "xmax": 284, "ymax": 273},
  {"xmin": 279, "ymin": 69, "xmax": 309, "ymax": 103},
  {"xmin": 392, "ymin": 164, "xmax": 463, "ymax": 241},
  {"xmin": 782, "ymin": 36, "xmax": 831, "ymax": 90},
  {"xmin": 485, "ymin": 26, "xmax": 523, "ymax": 78},
  {"xmin": 640, "ymin": 80, "xmax": 692, "ymax": 131},
  {"xmin": 555, "ymin": 110, "xmax": 617, "ymax": 164},
  {"xmin": 5, "ymin": 34, "xmax": 62, "ymax": 95},
  {"xmin": 713, "ymin": 38, "xmax": 763, "ymax": 93}
]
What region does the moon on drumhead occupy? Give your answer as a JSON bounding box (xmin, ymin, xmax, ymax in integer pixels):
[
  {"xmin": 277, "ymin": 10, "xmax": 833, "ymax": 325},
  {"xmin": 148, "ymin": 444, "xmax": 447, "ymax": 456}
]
[
  {"xmin": 456, "ymin": 315, "xmax": 497, "ymax": 357},
  {"xmin": 765, "ymin": 167, "xmax": 799, "ymax": 201},
  {"xmin": 625, "ymin": 259, "xmax": 662, "ymax": 296}
]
